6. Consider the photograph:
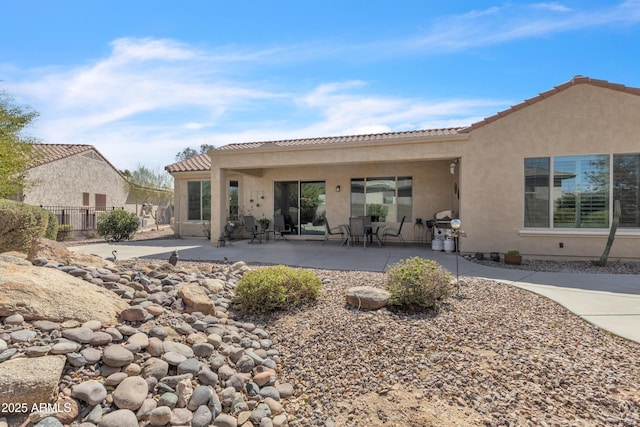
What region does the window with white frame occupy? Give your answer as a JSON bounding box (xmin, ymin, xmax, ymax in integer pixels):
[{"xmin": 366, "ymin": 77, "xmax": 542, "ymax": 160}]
[
  {"xmin": 187, "ymin": 180, "xmax": 211, "ymax": 221},
  {"xmin": 524, "ymin": 154, "xmax": 640, "ymax": 228}
]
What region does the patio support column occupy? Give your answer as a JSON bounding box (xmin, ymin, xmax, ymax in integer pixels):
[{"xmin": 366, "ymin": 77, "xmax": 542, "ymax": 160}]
[{"xmin": 211, "ymin": 165, "xmax": 226, "ymax": 244}]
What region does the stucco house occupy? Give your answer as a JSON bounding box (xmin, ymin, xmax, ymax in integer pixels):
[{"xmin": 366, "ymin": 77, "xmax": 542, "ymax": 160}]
[
  {"xmin": 20, "ymin": 144, "xmax": 171, "ymax": 236},
  {"xmin": 166, "ymin": 76, "xmax": 640, "ymax": 260}
]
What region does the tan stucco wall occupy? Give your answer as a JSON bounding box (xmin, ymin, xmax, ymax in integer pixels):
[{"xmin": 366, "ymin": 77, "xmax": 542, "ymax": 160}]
[
  {"xmin": 170, "ymin": 170, "xmax": 211, "ymax": 238},
  {"xmin": 462, "ymin": 84, "xmax": 640, "ymax": 260},
  {"xmin": 24, "ymin": 151, "xmax": 129, "ymax": 208}
]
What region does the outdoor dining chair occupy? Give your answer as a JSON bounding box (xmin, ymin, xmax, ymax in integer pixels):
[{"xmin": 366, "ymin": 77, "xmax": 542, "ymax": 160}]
[
  {"xmin": 382, "ymin": 215, "xmax": 406, "ymax": 246},
  {"xmin": 323, "ymin": 218, "xmax": 348, "ymax": 245},
  {"xmin": 273, "ymin": 214, "xmax": 294, "ymax": 240},
  {"xmin": 243, "ymin": 215, "xmax": 265, "ymax": 243},
  {"xmin": 348, "ymin": 216, "xmax": 367, "ymax": 248}
]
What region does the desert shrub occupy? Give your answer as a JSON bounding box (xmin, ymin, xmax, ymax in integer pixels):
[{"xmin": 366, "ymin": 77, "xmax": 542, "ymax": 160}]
[
  {"xmin": 56, "ymin": 224, "xmax": 74, "ymax": 241},
  {"xmin": 233, "ymin": 265, "xmax": 322, "ymax": 314},
  {"xmin": 30, "ymin": 205, "xmax": 50, "ymax": 238},
  {"xmin": 97, "ymin": 209, "xmax": 139, "ymax": 242},
  {"xmin": 44, "ymin": 210, "xmax": 58, "ymax": 240},
  {"xmin": 385, "ymin": 257, "xmax": 454, "ymax": 312},
  {"xmin": 0, "ymin": 199, "xmax": 40, "ymax": 253}
]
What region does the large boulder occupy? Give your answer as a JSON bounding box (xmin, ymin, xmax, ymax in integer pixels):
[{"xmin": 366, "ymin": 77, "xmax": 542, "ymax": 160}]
[
  {"xmin": 178, "ymin": 284, "xmax": 215, "ymax": 315},
  {"xmin": 0, "ymin": 260, "xmax": 128, "ymax": 323},
  {"xmin": 27, "ymin": 237, "xmax": 113, "ymax": 268},
  {"xmin": 345, "ymin": 286, "xmax": 391, "ymax": 310},
  {"xmin": 0, "ymin": 355, "xmax": 66, "ymax": 407}
]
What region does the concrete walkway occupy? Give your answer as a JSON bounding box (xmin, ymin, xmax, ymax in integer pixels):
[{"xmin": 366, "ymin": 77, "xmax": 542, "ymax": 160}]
[{"xmin": 69, "ymin": 237, "xmax": 640, "ymax": 344}]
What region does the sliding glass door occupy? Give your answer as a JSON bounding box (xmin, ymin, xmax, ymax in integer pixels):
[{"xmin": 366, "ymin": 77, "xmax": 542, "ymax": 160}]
[{"xmin": 274, "ymin": 181, "xmax": 326, "ymax": 235}]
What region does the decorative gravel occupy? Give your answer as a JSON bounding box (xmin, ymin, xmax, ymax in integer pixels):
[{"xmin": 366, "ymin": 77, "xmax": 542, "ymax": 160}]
[
  {"xmin": 469, "ymin": 257, "xmax": 640, "ymax": 275},
  {"xmin": 238, "ymin": 268, "xmax": 640, "ymax": 427}
]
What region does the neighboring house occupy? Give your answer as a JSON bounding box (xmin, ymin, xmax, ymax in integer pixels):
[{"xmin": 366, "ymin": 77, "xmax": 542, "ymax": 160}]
[
  {"xmin": 20, "ymin": 144, "xmax": 171, "ymax": 236},
  {"xmin": 21, "ymin": 144, "xmax": 129, "ymax": 208},
  {"xmin": 166, "ymin": 76, "xmax": 640, "ymax": 260}
]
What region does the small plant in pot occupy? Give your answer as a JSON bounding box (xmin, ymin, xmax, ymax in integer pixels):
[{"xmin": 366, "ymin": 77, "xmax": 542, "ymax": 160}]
[
  {"xmin": 257, "ymin": 217, "xmax": 271, "ymax": 230},
  {"xmin": 504, "ymin": 249, "xmax": 522, "ymax": 265}
]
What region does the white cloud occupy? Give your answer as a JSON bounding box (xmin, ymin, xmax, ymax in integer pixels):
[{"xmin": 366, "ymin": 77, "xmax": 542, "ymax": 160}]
[{"xmin": 397, "ymin": 1, "xmax": 640, "ymax": 52}]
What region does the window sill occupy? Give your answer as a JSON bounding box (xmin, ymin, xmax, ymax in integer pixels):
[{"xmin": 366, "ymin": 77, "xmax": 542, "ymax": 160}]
[{"xmin": 519, "ymin": 228, "xmax": 640, "ymax": 237}]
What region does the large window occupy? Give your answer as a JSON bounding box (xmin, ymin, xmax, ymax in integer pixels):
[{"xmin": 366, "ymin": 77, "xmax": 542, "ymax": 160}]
[
  {"xmin": 524, "ymin": 154, "xmax": 640, "ymax": 228},
  {"xmin": 614, "ymin": 154, "xmax": 640, "ymax": 227},
  {"xmin": 350, "ymin": 177, "xmax": 412, "ymax": 222},
  {"xmin": 524, "ymin": 158, "xmax": 550, "ymax": 227},
  {"xmin": 187, "ymin": 180, "xmax": 211, "ymax": 221},
  {"xmin": 554, "ymin": 155, "xmax": 609, "ymax": 228}
]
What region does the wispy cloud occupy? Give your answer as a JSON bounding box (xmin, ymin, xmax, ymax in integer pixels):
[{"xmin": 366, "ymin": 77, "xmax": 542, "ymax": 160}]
[{"xmin": 397, "ymin": 1, "xmax": 640, "ymax": 52}]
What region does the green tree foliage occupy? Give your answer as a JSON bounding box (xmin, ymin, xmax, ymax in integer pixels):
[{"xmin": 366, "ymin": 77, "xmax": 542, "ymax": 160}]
[
  {"xmin": 0, "ymin": 90, "xmax": 40, "ymax": 198},
  {"xmin": 127, "ymin": 163, "xmax": 173, "ymax": 230},
  {"xmin": 175, "ymin": 144, "xmax": 215, "ymax": 161}
]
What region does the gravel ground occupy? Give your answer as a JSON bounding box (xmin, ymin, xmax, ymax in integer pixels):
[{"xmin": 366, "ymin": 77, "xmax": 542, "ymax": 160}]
[
  {"xmin": 235, "ymin": 269, "xmax": 640, "ymax": 427},
  {"xmin": 76, "ymin": 230, "xmax": 640, "ymax": 426},
  {"xmin": 468, "ymin": 258, "xmax": 640, "ymax": 275}
]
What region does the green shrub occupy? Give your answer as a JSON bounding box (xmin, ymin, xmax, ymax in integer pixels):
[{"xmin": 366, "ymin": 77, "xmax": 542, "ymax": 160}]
[
  {"xmin": 233, "ymin": 265, "xmax": 322, "ymax": 314},
  {"xmin": 56, "ymin": 224, "xmax": 74, "ymax": 241},
  {"xmin": 0, "ymin": 199, "xmax": 40, "ymax": 253},
  {"xmin": 385, "ymin": 257, "xmax": 454, "ymax": 312},
  {"xmin": 97, "ymin": 209, "xmax": 139, "ymax": 242},
  {"xmin": 30, "ymin": 205, "xmax": 49, "ymax": 238},
  {"xmin": 44, "ymin": 210, "xmax": 58, "ymax": 240}
]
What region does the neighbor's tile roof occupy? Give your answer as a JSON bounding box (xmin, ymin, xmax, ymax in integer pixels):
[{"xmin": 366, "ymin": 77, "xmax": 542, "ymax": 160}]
[
  {"xmin": 29, "ymin": 144, "xmax": 125, "ymax": 178},
  {"xmin": 462, "ymin": 76, "xmax": 640, "ymax": 132},
  {"xmin": 216, "ymin": 128, "xmax": 464, "ymax": 151},
  {"xmin": 29, "ymin": 144, "xmax": 95, "ymax": 167},
  {"xmin": 164, "ymin": 153, "xmax": 211, "ymax": 173}
]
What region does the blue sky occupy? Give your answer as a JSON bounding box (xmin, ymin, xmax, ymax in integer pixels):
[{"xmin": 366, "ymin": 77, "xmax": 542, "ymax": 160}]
[{"xmin": 2, "ymin": 1, "xmax": 640, "ymax": 172}]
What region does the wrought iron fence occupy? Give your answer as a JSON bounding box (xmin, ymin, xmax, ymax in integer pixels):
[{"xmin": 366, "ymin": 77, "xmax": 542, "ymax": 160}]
[{"xmin": 39, "ymin": 205, "xmax": 123, "ymax": 240}]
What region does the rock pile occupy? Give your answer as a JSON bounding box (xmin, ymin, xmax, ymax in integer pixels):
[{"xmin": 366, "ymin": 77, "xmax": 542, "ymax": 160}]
[{"xmin": 0, "ymin": 255, "xmax": 293, "ymax": 427}]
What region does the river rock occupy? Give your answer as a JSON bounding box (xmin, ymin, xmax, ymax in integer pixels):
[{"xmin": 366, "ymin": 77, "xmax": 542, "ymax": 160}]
[
  {"xmin": 72, "ymin": 380, "xmax": 108, "ymax": 406},
  {"xmin": 113, "ymin": 376, "xmax": 149, "ymax": 410}
]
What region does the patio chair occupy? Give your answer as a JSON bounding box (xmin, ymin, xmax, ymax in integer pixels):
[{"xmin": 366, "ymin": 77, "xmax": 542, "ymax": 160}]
[
  {"xmin": 363, "ymin": 215, "xmax": 383, "ymax": 247},
  {"xmin": 382, "ymin": 215, "xmax": 406, "ymax": 246},
  {"xmin": 243, "ymin": 215, "xmax": 265, "ymax": 243},
  {"xmin": 273, "ymin": 214, "xmax": 293, "ymax": 240},
  {"xmin": 348, "ymin": 216, "xmax": 367, "ymax": 248},
  {"xmin": 323, "ymin": 218, "xmax": 347, "ymax": 245}
]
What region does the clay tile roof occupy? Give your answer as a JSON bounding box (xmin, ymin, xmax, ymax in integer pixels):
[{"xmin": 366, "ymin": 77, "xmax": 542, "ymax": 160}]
[
  {"xmin": 164, "ymin": 153, "xmax": 211, "ymax": 173},
  {"xmin": 216, "ymin": 128, "xmax": 464, "ymax": 151},
  {"xmin": 28, "ymin": 144, "xmax": 125, "ymax": 178},
  {"xmin": 29, "ymin": 144, "xmax": 94, "ymax": 167},
  {"xmin": 461, "ymin": 76, "xmax": 640, "ymax": 132}
]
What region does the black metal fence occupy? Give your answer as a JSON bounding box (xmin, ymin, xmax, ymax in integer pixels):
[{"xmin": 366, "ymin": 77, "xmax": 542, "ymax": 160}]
[{"xmin": 40, "ymin": 205, "xmax": 123, "ymax": 240}]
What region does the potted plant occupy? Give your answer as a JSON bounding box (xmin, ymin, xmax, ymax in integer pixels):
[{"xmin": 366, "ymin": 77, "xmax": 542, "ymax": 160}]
[
  {"xmin": 366, "ymin": 204, "xmax": 388, "ymax": 222},
  {"xmin": 257, "ymin": 217, "xmax": 271, "ymax": 230},
  {"xmin": 504, "ymin": 249, "xmax": 522, "ymax": 265}
]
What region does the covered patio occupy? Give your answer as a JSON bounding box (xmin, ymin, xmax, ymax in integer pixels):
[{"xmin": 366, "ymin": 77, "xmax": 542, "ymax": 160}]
[{"xmin": 208, "ymin": 130, "xmax": 467, "ymax": 247}]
